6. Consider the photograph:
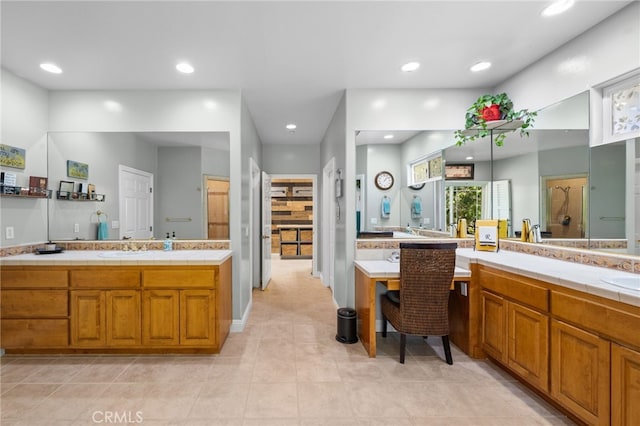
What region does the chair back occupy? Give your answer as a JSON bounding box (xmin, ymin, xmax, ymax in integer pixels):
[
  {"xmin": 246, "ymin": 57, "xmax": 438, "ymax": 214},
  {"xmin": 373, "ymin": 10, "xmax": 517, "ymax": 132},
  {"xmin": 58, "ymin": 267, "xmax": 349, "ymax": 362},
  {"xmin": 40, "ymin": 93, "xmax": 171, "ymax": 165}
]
[{"xmin": 398, "ymin": 242, "xmax": 457, "ymax": 336}]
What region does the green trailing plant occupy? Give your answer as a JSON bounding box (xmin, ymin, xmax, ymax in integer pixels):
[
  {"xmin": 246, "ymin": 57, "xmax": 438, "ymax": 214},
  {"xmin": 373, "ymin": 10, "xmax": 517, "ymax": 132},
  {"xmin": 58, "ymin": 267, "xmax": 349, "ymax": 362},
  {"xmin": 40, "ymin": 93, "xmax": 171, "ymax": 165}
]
[{"xmin": 454, "ymin": 92, "xmax": 537, "ymax": 146}]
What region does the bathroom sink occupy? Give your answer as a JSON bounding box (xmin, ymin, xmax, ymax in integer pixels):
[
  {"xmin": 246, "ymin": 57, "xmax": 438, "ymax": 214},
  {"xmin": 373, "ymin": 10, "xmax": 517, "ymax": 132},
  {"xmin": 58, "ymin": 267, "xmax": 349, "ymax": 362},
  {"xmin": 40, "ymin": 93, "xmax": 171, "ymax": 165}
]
[
  {"xmin": 600, "ymin": 276, "xmax": 640, "ymax": 291},
  {"xmin": 98, "ymin": 251, "xmax": 150, "ymax": 258}
]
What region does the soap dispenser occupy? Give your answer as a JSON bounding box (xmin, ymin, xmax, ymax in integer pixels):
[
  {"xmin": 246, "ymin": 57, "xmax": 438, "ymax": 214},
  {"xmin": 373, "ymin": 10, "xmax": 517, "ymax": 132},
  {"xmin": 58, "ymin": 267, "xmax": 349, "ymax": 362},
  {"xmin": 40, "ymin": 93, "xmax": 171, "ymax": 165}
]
[{"xmin": 163, "ymin": 232, "xmax": 173, "ymax": 251}]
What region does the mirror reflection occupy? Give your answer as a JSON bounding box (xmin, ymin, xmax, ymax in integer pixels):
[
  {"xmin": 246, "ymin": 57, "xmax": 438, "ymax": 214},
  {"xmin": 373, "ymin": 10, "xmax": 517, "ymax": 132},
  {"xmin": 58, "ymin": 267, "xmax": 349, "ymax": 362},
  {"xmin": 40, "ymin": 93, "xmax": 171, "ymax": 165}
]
[{"xmin": 47, "ymin": 132, "xmax": 230, "ymax": 241}]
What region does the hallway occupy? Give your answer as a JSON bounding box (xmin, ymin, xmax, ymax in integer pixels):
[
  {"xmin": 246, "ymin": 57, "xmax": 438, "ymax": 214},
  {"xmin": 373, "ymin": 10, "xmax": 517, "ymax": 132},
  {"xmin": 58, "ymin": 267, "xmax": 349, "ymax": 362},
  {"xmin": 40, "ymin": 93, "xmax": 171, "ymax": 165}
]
[{"xmin": 0, "ymin": 257, "xmax": 574, "ymax": 425}]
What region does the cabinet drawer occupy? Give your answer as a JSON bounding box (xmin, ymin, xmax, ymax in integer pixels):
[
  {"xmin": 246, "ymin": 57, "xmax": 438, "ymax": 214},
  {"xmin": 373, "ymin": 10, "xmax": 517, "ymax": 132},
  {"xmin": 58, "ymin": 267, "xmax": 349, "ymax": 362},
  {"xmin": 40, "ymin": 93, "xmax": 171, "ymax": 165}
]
[
  {"xmin": 71, "ymin": 269, "xmax": 140, "ymax": 288},
  {"xmin": 1, "ymin": 269, "xmax": 68, "ymax": 288},
  {"xmin": 142, "ymin": 269, "xmax": 215, "ymax": 288},
  {"xmin": 1, "ymin": 290, "xmax": 68, "ymax": 318},
  {"xmin": 1, "ymin": 319, "xmax": 69, "ymax": 348},
  {"xmin": 479, "ymin": 266, "xmax": 549, "ymax": 312},
  {"xmin": 551, "ymin": 291, "xmax": 640, "ymax": 350}
]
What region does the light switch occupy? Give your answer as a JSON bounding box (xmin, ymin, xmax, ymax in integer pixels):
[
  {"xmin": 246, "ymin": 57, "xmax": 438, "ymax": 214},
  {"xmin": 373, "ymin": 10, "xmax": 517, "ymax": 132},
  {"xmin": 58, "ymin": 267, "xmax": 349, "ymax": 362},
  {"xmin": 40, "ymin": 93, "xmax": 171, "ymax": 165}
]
[
  {"xmin": 111, "ymin": 220, "xmax": 120, "ymax": 229},
  {"xmin": 74, "ymin": 223, "xmax": 80, "ymax": 233},
  {"xmin": 370, "ymin": 218, "xmax": 378, "ymax": 225},
  {"xmin": 5, "ymin": 226, "xmax": 14, "ymax": 239}
]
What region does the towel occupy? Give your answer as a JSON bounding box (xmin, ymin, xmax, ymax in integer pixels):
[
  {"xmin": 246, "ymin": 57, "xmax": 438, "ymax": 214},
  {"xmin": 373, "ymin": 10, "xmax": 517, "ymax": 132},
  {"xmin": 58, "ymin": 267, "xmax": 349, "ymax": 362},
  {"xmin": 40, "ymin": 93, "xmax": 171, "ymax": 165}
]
[
  {"xmin": 381, "ymin": 196, "xmax": 391, "ymax": 217},
  {"xmin": 97, "ymin": 221, "xmax": 109, "ymax": 240},
  {"xmin": 478, "ymin": 226, "xmax": 497, "ymax": 246},
  {"xmin": 411, "ymin": 197, "xmax": 422, "ymax": 216}
]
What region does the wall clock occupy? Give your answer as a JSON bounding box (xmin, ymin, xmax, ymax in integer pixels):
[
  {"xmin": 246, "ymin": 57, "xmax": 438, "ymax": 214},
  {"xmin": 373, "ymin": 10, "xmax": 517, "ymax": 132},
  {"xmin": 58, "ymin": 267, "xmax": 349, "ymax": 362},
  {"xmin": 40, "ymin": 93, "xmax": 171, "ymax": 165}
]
[{"xmin": 374, "ymin": 171, "xmax": 394, "ymax": 190}]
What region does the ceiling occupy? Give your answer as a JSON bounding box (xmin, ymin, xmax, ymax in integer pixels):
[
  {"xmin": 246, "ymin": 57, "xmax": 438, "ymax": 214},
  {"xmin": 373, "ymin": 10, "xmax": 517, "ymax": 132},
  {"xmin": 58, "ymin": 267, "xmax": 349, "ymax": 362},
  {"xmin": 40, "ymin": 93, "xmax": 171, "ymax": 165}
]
[{"xmin": 1, "ymin": 1, "xmax": 632, "ymax": 146}]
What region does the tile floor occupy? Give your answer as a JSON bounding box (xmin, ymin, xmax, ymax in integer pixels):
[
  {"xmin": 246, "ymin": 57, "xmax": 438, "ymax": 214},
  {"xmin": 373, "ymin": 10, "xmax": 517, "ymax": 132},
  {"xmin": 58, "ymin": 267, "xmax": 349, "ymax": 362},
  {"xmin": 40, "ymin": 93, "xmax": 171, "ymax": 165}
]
[{"xmin": 0, "ymin": 256, "xmax": 575, "ymax": 425}]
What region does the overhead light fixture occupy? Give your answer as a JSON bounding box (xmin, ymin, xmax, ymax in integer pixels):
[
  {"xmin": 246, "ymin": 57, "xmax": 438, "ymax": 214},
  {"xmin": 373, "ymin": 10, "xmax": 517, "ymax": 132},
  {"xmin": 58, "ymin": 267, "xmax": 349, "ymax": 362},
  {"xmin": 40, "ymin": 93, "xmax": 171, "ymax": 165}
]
[
  {"xmin": 286, "ymin": 123, "xmax": 297, "ymax": 131},
  {"xmin": 383, "ymin": 134, "xmax": 394, "ymax": 140},
  {"xmin": 40, "ymin": 63, "xmax": 62, "ymax": 74},
  {"xmin": 465, "ymin": 156, "xmax": 474, "ymax": 160},
  {"xmin": 176, "ymin": 62, "xmax": 194, "ymax": 74},
  {"xmin": 470, "ymin": 61, "xmax": 492, "ymax": 72},
  {"xmin": 401, "ymin": 62, "xmax": 420, "ymax": 72},
  {"xmin": 541, "ymin": 0, "xmax": 575, "ymax": 17}
]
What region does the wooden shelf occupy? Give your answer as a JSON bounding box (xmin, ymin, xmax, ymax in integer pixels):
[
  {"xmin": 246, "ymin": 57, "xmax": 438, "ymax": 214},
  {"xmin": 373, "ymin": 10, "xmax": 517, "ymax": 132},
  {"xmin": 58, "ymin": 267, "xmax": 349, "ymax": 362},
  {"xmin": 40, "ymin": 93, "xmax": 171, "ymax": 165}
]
[
  {"xmin": 460, "ymin": 119, "xmax": 524, "ymax": 136},
  {"xmin": 56, "ymin": 191, "xmax": 106, "ymax": 201},
  {"xmin": 279, "ymin": 225, "xmax": 313, "ymax": 259},
  {"xmin": 0, "ymin": 185, "xmax": 51, "ymax": 198}
]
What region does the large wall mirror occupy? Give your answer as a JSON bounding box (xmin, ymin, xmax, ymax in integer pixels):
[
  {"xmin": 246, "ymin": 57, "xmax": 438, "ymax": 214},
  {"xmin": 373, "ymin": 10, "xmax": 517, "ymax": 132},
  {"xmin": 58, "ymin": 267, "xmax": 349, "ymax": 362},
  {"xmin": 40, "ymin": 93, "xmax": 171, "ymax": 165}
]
[
  {"xmin": 354, "ymin": 91, "xmax": 638, "ymax": 256},
  {"xmin": 47, "ymin": 132, "xmax": 230, "ymax": 241}
]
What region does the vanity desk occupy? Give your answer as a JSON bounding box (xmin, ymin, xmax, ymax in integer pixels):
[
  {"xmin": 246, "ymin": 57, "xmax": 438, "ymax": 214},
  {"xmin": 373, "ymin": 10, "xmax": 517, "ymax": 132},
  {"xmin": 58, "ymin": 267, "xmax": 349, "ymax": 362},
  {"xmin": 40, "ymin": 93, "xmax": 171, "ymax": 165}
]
[
  {"xmin": 0, "ymin": 249, "xmax": 232, "ymax": 354},
  {"xmin": 354, "ymin": 259, "xmax": 471, "ymax": 358}
]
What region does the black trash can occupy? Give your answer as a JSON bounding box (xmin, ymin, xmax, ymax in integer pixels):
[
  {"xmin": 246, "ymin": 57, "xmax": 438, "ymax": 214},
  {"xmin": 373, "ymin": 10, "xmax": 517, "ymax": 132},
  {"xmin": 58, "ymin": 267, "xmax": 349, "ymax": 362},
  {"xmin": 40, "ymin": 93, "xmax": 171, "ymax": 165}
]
[{"xmin": 336, "ymin": 307, "xmax": 358, "ymax": 344}]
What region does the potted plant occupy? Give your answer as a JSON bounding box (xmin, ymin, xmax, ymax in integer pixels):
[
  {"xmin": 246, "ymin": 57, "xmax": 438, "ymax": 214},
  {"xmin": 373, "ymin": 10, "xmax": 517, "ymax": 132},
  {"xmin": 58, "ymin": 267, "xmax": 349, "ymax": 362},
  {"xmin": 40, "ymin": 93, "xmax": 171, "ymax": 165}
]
[{"xmin": 454, "ymin": 92, "xmax": 537, "ymax": 146}]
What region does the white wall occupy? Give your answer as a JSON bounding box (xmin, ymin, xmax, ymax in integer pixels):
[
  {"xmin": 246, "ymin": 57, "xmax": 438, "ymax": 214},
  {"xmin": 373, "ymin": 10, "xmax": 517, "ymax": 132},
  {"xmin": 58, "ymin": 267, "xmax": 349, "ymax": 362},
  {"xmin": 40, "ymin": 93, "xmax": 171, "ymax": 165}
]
[
  {"xmin": 364, "ymin": 144, "xmax": 402, "ymax": 228},
  {"xmin": 0, "ymin": 69, "xmax": 49, "ymax": 246},
  {"xmin": 262, "ymin": 144, "xmax": 321, "ymax": 176},
  {"xmin": 494, "ymin": 152, "xmax": 539, "ymax": 230}
]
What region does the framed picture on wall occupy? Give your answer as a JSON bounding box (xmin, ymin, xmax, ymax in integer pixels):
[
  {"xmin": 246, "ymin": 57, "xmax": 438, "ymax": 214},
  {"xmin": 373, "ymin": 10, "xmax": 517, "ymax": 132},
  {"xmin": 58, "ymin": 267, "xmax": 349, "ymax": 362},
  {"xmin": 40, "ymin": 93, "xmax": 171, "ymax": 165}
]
[
  {"xmin": 445, "ymin": 164, "xmax": 474, "ymax": 180},
  {"xmin": 58, "ymin": 180, "xmax": 74, "ymax": 199}
]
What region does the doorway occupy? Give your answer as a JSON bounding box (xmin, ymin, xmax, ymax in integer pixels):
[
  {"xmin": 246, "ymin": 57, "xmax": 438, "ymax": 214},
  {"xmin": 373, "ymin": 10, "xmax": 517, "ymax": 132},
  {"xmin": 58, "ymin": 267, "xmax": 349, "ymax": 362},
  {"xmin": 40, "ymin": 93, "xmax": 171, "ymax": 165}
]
[
  {"xmin": 118, "ymin": 165, "xmax": 153, "ymax": 239},
  {"xmin": 204, "ymin": 176, "xmax": 229, "ymax": 239},
  {"xmin": 268, "ymin": 175, "xmax": 318, "ymax": 277},
  {"xmin": 542, "ymin": 175, "xmax": 588, "ymax": 238}
]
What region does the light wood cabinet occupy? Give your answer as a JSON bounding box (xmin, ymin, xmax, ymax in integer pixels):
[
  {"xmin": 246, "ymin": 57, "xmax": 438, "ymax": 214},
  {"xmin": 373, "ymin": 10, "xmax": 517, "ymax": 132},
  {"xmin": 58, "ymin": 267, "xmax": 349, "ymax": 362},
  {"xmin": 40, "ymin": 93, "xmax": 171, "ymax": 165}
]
[
  {"xmin": 611, "ymin": 343, "xmax": 640, "ymax": 426},
  {"xmin": 479, "ymin": 267, "xmax": 549, "ymax": 392},
  {"xmin": 0, "ymin": 267, "xmax": 69, "ymax": 348},
  {"xmin": 507, "ymin": 302, "xmax": 549, "ymax": 392},
  {"xmin": 1, "ymin": 257, "xmax": 232, "ymax": 354},
  {"xmin": 551, "ymin": 319, "xmax": 610, "ymax": 425},
  {"xmin": 71, "ymin": 289, "xmax": 140, "ymax": 347}
]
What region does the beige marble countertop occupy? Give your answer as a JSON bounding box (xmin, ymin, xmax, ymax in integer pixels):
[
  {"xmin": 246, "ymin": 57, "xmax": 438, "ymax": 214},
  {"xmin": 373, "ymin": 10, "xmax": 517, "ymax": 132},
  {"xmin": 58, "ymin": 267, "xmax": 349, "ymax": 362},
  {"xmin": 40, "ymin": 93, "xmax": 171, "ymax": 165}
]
[
  {"xmin": 455, "ymin": 248, "xmax": 640, "ymax": 307},
  {"xmin": 0, "ymin": 249, "xmax": 232, "ymax": 266}
]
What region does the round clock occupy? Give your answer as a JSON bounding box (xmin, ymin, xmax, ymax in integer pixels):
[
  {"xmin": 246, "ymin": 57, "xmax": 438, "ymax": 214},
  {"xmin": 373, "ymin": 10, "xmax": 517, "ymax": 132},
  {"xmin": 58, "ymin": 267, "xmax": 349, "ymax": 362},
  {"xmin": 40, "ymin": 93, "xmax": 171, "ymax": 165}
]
[{"xmin": 374, "ymin": 171, "xmax": 394, "ymax": 190}]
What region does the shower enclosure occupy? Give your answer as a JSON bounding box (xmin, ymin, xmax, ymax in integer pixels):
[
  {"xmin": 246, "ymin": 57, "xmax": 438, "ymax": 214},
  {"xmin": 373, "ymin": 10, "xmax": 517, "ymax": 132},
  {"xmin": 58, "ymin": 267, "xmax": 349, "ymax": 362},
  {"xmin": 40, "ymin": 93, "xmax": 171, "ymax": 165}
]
[{"xmin": 543, "ymin": 176, "xmax": 588, "ymax": 238}]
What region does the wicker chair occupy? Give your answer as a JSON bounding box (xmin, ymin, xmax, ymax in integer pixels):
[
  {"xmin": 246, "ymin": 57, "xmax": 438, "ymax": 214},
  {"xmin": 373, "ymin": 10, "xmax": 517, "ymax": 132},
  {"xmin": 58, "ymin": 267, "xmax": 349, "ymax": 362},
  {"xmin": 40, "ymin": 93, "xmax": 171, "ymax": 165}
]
[{"xmin": 381, "ymin": 242, "xmax": 457, "ymax": 364}]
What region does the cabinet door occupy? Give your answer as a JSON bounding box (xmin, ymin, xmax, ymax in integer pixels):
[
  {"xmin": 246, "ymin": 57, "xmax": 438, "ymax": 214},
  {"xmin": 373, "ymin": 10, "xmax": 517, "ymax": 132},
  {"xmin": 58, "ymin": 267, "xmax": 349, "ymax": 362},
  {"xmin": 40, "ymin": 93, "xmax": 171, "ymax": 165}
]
[
  {"xmin": 551, "ymin": 319, "xmax": 610, "ymax": 425},
  {"xmin": 611, "ymin": 343, "xmax": 640, "ymax": 426},
  {"xmin": 142, "ymin": 290, "xmax": 179, "ymax": 345},
  {"xmin": 507, "ymin": 302, "xmax": 549, "ymax": 392},
  {"xmin": 106, "ymin": 290, "xmax": 140, "ymax": 346},
  {"xmin": 70, "ymin": 290, "xmax": 106, "ymax": 347},
  {"xmin": 481, "ymin": 290, "xmax": 506, "ymax": 362},
  {"xmin": 180, "ymin": 290, "xmax": 215, "ymax": 345}
]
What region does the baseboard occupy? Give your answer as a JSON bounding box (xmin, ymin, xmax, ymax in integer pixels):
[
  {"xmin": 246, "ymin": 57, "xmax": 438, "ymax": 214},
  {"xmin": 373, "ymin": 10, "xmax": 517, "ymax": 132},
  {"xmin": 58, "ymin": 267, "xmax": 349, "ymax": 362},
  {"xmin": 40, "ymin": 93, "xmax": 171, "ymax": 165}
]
[{"xmin": 230, "ymin": 298, "xmax": 252, "ymax": 333}]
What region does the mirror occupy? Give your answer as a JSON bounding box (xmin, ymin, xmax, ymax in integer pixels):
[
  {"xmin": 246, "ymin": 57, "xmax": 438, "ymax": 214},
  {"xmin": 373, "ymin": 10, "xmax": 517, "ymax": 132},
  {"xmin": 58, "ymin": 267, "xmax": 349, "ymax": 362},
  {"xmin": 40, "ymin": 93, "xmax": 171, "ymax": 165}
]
[{"xmin": 47, "ymin": 131, "xmax": 230, "ymax": 241}]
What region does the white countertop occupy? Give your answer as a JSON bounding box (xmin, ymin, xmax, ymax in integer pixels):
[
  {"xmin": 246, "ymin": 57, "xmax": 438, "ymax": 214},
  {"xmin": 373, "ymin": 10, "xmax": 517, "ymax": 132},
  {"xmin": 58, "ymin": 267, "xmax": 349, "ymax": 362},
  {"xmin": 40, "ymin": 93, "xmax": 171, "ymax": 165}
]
[
  {"xmin": 455, "ymin": 248, "xmax": 640, "ymax": 307},
  {"xmin": 0, "ymin": 249, "xmax": 233, "ymax": 266},
  {"xmin": 354, "ymin": 248, "xmax": 640, "ymax": 307},
  {"xmin": 354, "ymin": 260, "xmax": 470, "ymax": 279}
]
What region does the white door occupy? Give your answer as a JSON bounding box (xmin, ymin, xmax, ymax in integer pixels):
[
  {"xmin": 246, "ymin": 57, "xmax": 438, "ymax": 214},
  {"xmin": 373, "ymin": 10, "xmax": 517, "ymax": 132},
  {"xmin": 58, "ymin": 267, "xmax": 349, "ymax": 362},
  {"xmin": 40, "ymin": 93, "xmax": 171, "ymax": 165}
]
[
  {"xmin": 119, "ymin": 165, "xmax": 153, "ymax": 239},
  {"xmin": 261, "ymin": 171, "xmax": 272, "ymax": 290}
]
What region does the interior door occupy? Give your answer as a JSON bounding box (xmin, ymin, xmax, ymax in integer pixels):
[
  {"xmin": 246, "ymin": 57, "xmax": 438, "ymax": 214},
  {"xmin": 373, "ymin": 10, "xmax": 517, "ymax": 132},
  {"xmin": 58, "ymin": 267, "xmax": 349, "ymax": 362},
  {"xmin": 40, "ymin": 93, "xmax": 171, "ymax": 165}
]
[
  {"xmin": 119, "ymin": 165, "xmax": 153, "ymax": 239},
  {"xmin": 206, "ymin": 178, "xmax": 229, "ymax": 239},
  {"xmin": 261, "ymin": 171, "xmax": 272, "ymax": 290}
]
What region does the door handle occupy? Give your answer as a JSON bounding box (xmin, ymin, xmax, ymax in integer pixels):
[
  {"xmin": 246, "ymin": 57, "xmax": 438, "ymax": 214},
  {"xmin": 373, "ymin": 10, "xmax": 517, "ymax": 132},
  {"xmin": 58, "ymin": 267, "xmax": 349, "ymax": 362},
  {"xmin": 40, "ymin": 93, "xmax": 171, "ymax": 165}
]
[{"xmin": 262, "ymin": 235, "xmax": 270, "ymax": 239}]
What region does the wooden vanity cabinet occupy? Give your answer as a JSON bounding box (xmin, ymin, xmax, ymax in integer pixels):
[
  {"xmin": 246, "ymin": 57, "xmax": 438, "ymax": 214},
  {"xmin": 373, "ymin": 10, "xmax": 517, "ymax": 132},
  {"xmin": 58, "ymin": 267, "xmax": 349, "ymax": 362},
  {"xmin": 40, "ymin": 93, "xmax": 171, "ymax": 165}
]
[
  {"xmin": 479, "ymin": 266, "xmax": 549, "ymax": 393},
  {"xmin": 611, "ymin": 343, "xmax": 640, "ymax": 425},
  {"xmin": 1, "ymin": 257, "xmax": 232, "ymax": 354},
  {"xmin": 0, "ymin": 267, "xmax": 69, "ymax": 348}
]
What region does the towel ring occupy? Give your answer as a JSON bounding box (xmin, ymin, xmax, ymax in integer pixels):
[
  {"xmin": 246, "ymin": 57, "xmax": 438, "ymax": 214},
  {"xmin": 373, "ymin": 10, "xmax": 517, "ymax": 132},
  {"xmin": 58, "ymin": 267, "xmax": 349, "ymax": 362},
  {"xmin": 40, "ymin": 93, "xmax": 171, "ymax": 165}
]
[{"xmin": 91, "ymin": 210, "xmax": 108, "ymax": 223}]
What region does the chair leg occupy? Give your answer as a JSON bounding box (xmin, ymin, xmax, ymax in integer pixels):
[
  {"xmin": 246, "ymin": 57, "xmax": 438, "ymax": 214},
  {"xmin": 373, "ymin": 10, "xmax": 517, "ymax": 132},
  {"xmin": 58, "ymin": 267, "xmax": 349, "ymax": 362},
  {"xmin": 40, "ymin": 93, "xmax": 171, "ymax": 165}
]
[
  {"xmin": 442, "ymin": 335, "xmax": 453, "ymax": 365},
  {"xmin": 381, "ymin": 312, "xmax": 387, "ymax": 338},
  {"xmin": 399, "ymin": 333, "xmax": 406, "ymax": 364}
]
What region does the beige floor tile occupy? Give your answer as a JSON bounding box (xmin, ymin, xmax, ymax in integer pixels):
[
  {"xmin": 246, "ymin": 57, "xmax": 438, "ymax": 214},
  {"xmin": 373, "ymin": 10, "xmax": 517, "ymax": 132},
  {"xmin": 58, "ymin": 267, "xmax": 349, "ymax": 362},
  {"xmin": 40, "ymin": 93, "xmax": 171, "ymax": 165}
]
[
  {"xmin": 0, "ymin": 257, "xmax": 576, "ymax": 425},
  {"xmin": 244, "ymin": 382, "xmax": 298, "ymax": 418}
]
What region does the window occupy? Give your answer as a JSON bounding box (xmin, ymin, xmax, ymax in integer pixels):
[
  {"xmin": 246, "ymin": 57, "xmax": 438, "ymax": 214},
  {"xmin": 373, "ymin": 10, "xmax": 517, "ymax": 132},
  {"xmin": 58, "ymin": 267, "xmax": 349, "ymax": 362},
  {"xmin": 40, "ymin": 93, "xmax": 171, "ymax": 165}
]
[{"xmin": 407, "ymin": 153, "xmax": 442, "ymax": 186}]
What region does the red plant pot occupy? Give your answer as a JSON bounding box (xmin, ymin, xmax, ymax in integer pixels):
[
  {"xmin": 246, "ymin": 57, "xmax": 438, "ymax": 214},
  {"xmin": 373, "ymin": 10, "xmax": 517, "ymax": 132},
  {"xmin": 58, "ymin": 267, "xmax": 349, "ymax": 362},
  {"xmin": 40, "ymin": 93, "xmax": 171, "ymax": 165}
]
[{"xmin": 481, "ymin": 104, "xmax": 501, "ymax": 121}]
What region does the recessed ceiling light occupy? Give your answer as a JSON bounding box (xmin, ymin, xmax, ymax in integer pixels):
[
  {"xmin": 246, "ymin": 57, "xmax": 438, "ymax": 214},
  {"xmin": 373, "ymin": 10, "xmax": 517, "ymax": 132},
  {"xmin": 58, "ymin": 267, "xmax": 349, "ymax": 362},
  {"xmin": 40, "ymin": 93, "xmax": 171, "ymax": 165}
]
[
  {"xmin": 286, "ymin": 123, "xmax": 297, "ymax": 130},
  {"xmin": 465, "ymin": 156, "xmax": 474, "ymax": 161},
  {"xmin": 401, "ymin": 62, "xmax": 420, "ymax": 72},
  {"xmin": 470, "ymin": 61, "xmax": 492, "ymax": 72},
  {"xmin": 176, "ymin": 62, "xmax": 194, "ymax": 74},
  {"xmin": 383, "ymin": 134, "xmax": 394, "ymax": 140},
  {"xmin": 541, "ymin": 0, "xmax": 575, "ymax": 17},
  {"xmin": 40, "ymin": 63, "xmax": 62, "ymax": 74}
]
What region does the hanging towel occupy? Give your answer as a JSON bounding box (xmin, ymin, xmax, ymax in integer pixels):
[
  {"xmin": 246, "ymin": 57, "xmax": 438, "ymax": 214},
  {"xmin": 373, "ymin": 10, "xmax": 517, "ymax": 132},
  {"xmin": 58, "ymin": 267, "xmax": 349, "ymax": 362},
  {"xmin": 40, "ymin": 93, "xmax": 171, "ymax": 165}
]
[
  {"xmin": 411, "ymin": 197, "xmax": 422, "ymax": 217},
  {"xmin": 381, "ymin": 196, "xmax": 391, "ymax": 218},
  {"xmin": 97, "ymin": 221, "xmax": 109, "ymax": 240}
]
